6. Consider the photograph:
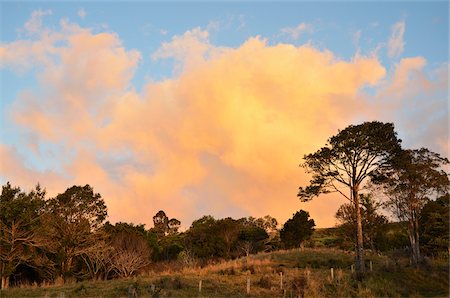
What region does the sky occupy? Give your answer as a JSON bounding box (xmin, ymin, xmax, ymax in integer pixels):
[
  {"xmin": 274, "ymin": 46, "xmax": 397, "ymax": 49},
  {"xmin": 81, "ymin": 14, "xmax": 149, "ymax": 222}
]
[{"xmin": 0, "ymin": 1, "xmax": 448, "ymax": 229}]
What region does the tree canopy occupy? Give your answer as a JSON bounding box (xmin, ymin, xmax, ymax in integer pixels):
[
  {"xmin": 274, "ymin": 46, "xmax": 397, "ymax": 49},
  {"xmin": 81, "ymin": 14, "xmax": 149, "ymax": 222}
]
[{"xmin": 280, "ymin": 210, "xmax": 315, "ymax": 249}]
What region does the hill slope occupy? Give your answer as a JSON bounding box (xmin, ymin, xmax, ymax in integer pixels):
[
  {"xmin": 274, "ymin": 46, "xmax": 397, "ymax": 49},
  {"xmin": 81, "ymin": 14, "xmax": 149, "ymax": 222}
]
[{"xmin": 3, "ymin": 248, "xmax": 448, "ymax": 297}]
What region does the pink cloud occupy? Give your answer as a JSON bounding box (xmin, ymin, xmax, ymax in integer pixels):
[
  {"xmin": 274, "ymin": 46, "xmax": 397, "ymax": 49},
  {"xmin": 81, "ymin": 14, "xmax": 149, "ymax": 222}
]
[{"xmin": 1, "ymin": 16, "xmax": 447, "ymax": 230}]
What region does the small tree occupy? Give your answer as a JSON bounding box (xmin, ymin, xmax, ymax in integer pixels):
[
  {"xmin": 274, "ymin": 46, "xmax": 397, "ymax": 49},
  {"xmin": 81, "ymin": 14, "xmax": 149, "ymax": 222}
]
[
  {"xmin": 298, "ymin": 121, "xmax": 401, "ymax": 278},
  {"xmin": 110, "ymin": 232, "xmax": 151, "ymax": 278},
  {"xmin": 280, "ymin": 210, "xmax": 315, "ymax": 249},
  {"xmin": 373, "ymin": 148, "xmax": 449, "ymax": 264}
]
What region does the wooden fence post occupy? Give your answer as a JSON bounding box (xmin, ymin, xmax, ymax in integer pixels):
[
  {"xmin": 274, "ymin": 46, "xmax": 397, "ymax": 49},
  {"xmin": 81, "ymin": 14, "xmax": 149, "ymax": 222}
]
[
  {"xmin": 280, "ymin": 272, "xmax": 283, "ymax": 289},
  {"xmin": 199, "ymin": 280, "xmax": 202, "ymax": 293},
  {"xmin": 370, "ymin": 261, "xmax": 373, "ymax": 272},
  {"xmin": 246, "ymin": 278, "xmax": 250, "ymax": 294},
  {"xmin": 330, "ymin": 268, "xmax": 334, "ymax": 280}
]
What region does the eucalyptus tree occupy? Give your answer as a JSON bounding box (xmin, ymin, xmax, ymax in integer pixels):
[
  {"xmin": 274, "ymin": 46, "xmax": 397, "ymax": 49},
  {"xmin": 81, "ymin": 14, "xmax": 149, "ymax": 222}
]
[
  {"xmin": 372, "ymin": 148, "xmax": 449, "ymax": 264},
  {"xmin": 298, "ymin": 121, "xmax": 401, "ymax": 278}
]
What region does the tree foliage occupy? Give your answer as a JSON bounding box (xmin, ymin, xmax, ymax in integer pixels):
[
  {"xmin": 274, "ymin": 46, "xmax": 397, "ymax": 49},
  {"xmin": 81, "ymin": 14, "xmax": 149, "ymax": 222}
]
[
  {"xmin": 0, "ymin": 183, "xmax": 46, "ymax": 289},
  {"xmin": 42, "ymin": 185, "xmax": 107, "ymax": 281},
  {"xmin": 419, "ymin": 194, "xmax": 449, "ymax": 256},
  {"xmin": 335, "ymin": 194, "xmax": 388, "ymax": 251},
  {"xmin": 280, "ymin": 210, "xmax": 315, "ymax": 249}
]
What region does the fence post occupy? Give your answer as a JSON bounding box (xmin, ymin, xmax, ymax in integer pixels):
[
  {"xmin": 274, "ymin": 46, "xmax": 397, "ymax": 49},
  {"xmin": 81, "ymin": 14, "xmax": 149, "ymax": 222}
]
[
  {"xmin": 246, "ymin": 278, "xmax": 250, "ymax": 294},
  {"xmin": 351, "ymin": 264, "xmax": 354, "ymax": 274},
  {"xmin": 280, "ymin": 272, "xmax": 283, "ymax": 289},
  {"xmin": 370, "ymin": 261, "xmax": 373, "ymax": 272},
  {"xmin": 330, "ymin": 268, "xmax": 334, "ymax": 280},
  {"xmin": 199, "ymin": 280, "xmax": 202, "ymax": 293}
]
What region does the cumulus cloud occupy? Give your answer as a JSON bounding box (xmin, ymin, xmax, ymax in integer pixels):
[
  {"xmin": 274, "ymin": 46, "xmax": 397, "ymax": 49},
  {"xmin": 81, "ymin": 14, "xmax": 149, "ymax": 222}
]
[
  {"xmin": 1, "ymin": 14, "xmax": 447, "ymax": 229},
  {"xmin": 388, "ymin": 20, "xmax": 405, "ymax": 58},
  {"xmin": 280, "ymin": 22, "xmax": 313, "ymax": 40}
]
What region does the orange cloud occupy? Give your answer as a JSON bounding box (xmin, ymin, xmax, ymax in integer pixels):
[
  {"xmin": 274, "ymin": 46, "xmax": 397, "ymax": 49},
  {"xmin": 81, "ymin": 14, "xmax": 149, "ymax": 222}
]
[{"xmin": 2, "ymin": 18, "xmax": 446, "ymax": 230}]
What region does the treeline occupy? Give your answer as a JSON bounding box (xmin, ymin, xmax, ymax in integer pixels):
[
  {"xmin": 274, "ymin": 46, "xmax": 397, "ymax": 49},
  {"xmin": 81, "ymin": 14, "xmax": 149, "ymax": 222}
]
[
  {"xmin": 0, "ymin": 183, "xmax": 315, "ymax": 289},
  {"xmin": 0, "ymin": 180, "xmax": 448, "ymax": 289}
]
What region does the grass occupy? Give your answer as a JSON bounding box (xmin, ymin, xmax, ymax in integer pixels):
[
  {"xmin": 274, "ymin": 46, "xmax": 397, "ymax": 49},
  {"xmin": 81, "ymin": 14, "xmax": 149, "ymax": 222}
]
[{"xmin": 2, "ymin": 248, "xmax": 448, "ymax": 297}]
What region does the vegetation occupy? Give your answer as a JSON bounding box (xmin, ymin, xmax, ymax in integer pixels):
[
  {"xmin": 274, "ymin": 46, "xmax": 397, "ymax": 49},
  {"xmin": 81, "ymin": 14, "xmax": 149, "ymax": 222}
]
[
  {"xmin": 280, "ymin": 210, "xmax": 315, "ymax": 249},
  {"xmin": 1, "ymin": 248, "xmax": 448, "ymax": 297},
  {"xmin": 335, "ymin": 194, "xmax": 388, "ymax": 251},
  {"xmin": 298, "ymin": 121, "xmax": 402, "ymax": 277},
  {"xmin": 372, "ymin": 148, "xmax": 449, "ymax": 264}
]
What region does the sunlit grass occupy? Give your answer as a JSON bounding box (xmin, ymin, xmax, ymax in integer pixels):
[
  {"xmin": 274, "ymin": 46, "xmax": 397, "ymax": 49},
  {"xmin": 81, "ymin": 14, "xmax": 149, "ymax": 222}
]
[{"xmin": 2, "ymin": 248, "xmax": 448, "ymax": 297}]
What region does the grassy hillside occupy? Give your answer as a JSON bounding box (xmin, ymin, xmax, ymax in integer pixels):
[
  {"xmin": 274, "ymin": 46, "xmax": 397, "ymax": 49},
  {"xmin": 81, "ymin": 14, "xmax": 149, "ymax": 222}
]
[{"xmin": 2, "ymin": 248, "xmax": 448, "ymax": 297}]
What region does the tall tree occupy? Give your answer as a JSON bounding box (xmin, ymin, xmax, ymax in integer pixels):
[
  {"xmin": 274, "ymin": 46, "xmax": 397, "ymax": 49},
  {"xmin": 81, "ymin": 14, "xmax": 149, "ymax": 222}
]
[
  {"xmin": 0, "ymin": 183, "xmax": 46, "ymax": 289},
  {"xmin": 43, "ymin": 185, "xmax": 107, "ymax": 282},
  {"xmin": 373, "ymin": 148, "xmax": 449, "ymax": 264},
  {"xmin": 298, "ymin": 121, "xmax": 401, "ymax": 278},
  {"xmin": 280, "ymin": 210, "xmax": 315, "ymax": 248}
]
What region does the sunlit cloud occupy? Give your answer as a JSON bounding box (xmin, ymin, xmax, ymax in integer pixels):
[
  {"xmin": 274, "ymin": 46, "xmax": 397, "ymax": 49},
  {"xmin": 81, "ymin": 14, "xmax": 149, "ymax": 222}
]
[
  {"xmin": 280, "ymin": 22, "xmax": 313, "ymax": 40},
  {"xmin": 24, "ymin": 9, "xmax": 52, "ymax": 35},
  {"xmin": 388, "ymin": 20, "xmax": 405, "ymax": 58},
  {"xmin": 0, "ymin": 11, "xmax": 447, "ymax": 229}
]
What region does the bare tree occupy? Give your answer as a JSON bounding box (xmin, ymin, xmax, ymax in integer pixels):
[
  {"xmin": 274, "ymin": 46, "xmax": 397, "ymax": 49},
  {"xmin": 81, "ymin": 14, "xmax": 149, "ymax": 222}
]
[
  {"xmin": 80, "ymin": 235, "xmax": 113, "ymax": 281},
  {"xmin": 110, "ymin": 232, "xmax": 151, "ymax": 278}
]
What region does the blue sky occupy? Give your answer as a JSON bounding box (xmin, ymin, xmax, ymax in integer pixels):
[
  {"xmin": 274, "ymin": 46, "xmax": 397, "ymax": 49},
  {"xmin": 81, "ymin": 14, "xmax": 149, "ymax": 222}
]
[{"xmin": 0, "ymin": 1, "xmax": 448, "ymax": 228}]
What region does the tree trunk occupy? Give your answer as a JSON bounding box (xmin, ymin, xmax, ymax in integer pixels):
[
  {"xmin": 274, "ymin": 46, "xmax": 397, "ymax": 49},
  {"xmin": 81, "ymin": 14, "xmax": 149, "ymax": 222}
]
[
  {"xmin": 1, "ymin": 275, "xmax": 9, "ymax": 289},
  {"xmin": 353, "ymin": 186, "xmax": 365, "ymax": 279},
  {"xmin": 408, "ymin": 215, "xmax": 421, "ymax": 265}
]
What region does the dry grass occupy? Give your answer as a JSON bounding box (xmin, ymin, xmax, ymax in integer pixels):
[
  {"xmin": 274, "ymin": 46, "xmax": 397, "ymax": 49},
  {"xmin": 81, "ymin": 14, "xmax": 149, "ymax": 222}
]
[{"xmin": 2, "ymin": 248, "xmax": 448, "ymax": 297}]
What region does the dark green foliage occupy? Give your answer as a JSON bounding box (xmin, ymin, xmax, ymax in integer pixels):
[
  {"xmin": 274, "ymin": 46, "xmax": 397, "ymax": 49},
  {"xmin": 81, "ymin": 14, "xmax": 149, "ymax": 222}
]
[
  {"xmin": 280, "ymin": 210, "xmax": 315, "ymax": 248},
  {"xmin": 46, "ymin": 185, "xmax": 107, "ymax": 229},
  {"xmin": 419, "ymin": 194, "xmax": 449, "ymax": 256},
  {"xmin": 335, "ymin": 194, "xmax": 388, "ymax": 251},
  {"xmin": 184, "ymin": 215, "xmax": 271, "ymax": 259},
  {"xmin": 185, "ymin": 215, "xmax": 226, "ymax": 259},
  {"xmin": 0, "ymin": 182, "xmax": 47, "ymax": 289},
  {"xmin": 372, "ymin": 222, "xmax": 409, "ymax": 252}
]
